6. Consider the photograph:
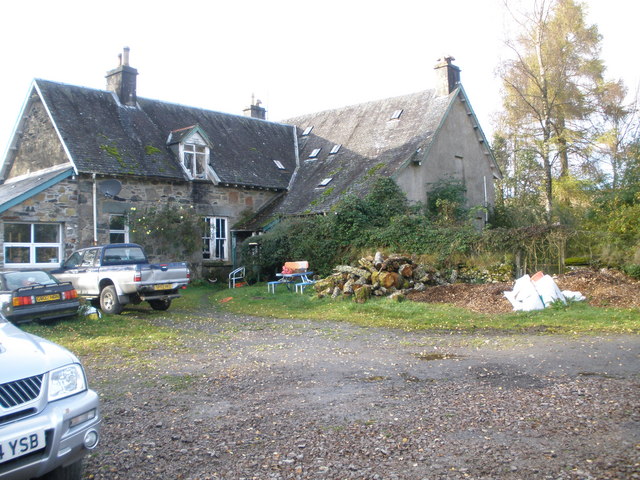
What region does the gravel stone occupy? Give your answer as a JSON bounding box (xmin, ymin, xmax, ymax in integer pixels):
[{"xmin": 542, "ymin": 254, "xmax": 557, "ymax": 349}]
[{"xmin": 82, "ymin": 308, "xmax": 640, "ymax": 479}]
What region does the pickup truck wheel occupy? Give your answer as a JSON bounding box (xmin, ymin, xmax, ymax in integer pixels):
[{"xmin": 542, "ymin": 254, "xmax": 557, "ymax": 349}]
[
  {"xmin": 149, "ymin": 299, "xmax": 171, "ymax": 311},
  {"xmin": 38, "ymin": 459, "xmax": 83, "ymax": 480},
  {"xmin": 100, "ymin": 285, "xmax": 123, "ymax": 315}
]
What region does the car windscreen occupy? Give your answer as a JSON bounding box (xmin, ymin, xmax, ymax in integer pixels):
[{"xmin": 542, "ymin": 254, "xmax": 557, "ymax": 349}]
[{"xmin": 4, "ymin": 271, "xmax": 58, "ymax": 290}]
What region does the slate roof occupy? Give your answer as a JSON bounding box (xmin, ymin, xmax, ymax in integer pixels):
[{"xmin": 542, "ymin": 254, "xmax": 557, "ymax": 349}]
[
  {"xmin": 275, "ymin": 89, "xmax": 455, "ymax": 214},
  {"xmin": 30, "ymin": 80, "xmax": 297, "ymax": 190}
]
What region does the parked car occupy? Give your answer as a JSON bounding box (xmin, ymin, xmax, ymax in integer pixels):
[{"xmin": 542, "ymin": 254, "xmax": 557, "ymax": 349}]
[
  {"xmin": 0, "ymin": 270, "xmax": 80, "ymax": 324},
  {"xmin": 0, "ymin": 313, "xmax": 100, "ymax": 479},
  {"xmin": 53, "ymin": 243, "xmax": 190, "ymax": 314}
]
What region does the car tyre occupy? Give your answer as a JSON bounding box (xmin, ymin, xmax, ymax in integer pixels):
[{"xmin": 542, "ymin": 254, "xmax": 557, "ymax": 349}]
[
  {"xmin": 149, "ymin": 299, "xmax": 171, "ymax": 311},
  {"xmin": 38, "ymin": 459, "xmax": 83, "ymax": 480},
  {"xmin": 100, "ymin": 285, "xmax": 123, "ymax": 315}
]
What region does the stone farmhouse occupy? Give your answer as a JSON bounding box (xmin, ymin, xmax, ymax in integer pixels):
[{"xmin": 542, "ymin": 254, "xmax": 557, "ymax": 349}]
[{"xmin": 0, "ymin": 48, "xmax": 500, "ymax": 277}]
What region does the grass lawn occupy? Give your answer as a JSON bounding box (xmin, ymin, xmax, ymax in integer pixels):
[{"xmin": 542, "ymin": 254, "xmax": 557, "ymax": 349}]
[
  {"xmin": 206, "ymin": 282, "xmax": 640, "ymax": 335},
  {"xmin": 21, "ymin": 282, "xmax": 639, "ymax": 357}
]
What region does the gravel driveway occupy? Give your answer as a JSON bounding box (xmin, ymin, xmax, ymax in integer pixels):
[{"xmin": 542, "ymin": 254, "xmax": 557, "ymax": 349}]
[{"xmin": 83, "ymin": 309, "xmax": 640, "ymax": 480}]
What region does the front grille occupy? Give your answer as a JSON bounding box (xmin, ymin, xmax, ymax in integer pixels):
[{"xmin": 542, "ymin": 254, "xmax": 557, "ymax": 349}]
[{"xmin": 0, "ymin": 374, "xmax": 44, "ymax": 408}]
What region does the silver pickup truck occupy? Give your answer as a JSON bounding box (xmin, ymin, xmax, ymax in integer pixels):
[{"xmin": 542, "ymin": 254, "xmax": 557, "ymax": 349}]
[{"xmin": 53, "ymin": 243, "xmax": 190, "ymax": 314}]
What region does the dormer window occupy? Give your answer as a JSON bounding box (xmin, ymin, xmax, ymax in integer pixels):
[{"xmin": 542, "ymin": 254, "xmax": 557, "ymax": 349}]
[{"xmin": 182, "ymin": 143, "xmax": 208, "ymax": 178}]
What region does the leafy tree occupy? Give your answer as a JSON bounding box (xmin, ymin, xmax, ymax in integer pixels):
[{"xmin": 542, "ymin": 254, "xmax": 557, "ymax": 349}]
[{"xmin": 498, "ymin": 0, "xmax": 605, "ymax": 220}]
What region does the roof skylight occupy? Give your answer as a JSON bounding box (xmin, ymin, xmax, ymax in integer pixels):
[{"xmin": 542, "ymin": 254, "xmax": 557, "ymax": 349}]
[
  {"xmin": 302, "ymin": 126, "xmax": 313, "ymax": 136},
  {"xmin": 390, "ymin": 109, "xmax": 403, "ymax": 120},
  {"xmin": 309, "ymin": 148, "xmax": 321, "ymax": 158},
  {"xmin": 330, "ymin": 144, "xmax": 341, "ymax": 154},
  {"xmin": 273, "ymin": 160, "xmax": 285, "ymax": 170},
  {"xmin": 318, "ymin": 177, "xmax": 333, "ymax": 187}
]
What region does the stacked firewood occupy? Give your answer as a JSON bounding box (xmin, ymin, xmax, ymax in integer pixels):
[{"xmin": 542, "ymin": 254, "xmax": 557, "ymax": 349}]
[{"xmin": 314, "ymin": 252, "xmax": 447, "ymax": 303}]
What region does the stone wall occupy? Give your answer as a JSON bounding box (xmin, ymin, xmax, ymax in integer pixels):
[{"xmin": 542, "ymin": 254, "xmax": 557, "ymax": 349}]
[
  {"xmin": 8, "ymin": 99, "xmax": 69, "ymax": 179},
  {"xmin": 1, "ymin": 172, "xmax": 280, "ymax": 277}
]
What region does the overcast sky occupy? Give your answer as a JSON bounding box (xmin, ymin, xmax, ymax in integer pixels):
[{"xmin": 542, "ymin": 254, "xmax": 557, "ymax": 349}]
[{"xmin": 1, "ymin": 0, "xmax": 638, "ymax": 159}]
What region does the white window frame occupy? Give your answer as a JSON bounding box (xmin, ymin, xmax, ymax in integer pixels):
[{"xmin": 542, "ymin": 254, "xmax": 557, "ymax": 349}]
[
  {"xmin": 181, "ymin": 142, "xmax": 209, "ymax": 179},
  {"xmin": 203, "ymin": 217, "xmax": 228, "ymax": 261},
  {"xmin": 3, "ymin": 222, "xmax": 63, "ymax": 267},
  {"xmin": 309, "ymin": 148, "xmax": 321, "ymax": 159},
  {"xmin": 109, "ymin": 214, "xmax": 129, "ymax": 243}
]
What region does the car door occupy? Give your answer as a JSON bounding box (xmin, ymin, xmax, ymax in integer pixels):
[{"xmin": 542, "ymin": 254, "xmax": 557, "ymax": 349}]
[
  {"xmin": 52, "ymin": 251, "xmax": 83, "ymax": 287},
  {"xmin": 75, "ymin": 248, "xmax": 101, "ymax": 295}
]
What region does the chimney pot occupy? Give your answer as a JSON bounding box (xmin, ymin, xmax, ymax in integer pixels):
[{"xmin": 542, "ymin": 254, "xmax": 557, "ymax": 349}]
[{"xmin": 122, "ymin": 47, "xmax": 130, "ymax": 66}]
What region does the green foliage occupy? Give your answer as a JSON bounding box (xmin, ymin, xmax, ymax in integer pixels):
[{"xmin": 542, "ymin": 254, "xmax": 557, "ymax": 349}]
[
  {"xmin": 624, "ymin": 264, "xmax": 640, "ymax": 280},
  {"xmin": 426, "ymin": 177, "xmax": 467, "ymax": 223},
  {"xmin": 241, "ymin": 178, "xmax": 484, "ymax": 277},
  {"xmin": 128, "ymin": 204, "xmax": 204, "ymax": 261}
]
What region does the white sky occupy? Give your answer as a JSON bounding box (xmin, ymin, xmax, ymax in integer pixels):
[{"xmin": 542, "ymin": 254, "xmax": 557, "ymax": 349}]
[{"xmin": 1, "ymin": 0, "xmax": 638, "ymax": 158}]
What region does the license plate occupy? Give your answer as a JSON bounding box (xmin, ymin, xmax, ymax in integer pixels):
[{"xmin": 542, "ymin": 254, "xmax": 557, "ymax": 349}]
[
  {"xmin": 36, "ymin": 294, "xmax": 61, "ymax": 302},
  {"xmin": 0, "ymin": 430, "xmax": 46, "ymax": 464},
  {"xmin": 153, "ymin": 284, "xmax": 172, "ymax": 291}
]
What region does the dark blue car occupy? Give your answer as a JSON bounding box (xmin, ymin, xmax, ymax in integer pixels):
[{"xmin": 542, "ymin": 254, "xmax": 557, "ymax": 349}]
[{"xmin": 0, "ymin": 270, "xmax": 80, "ymax": 324}]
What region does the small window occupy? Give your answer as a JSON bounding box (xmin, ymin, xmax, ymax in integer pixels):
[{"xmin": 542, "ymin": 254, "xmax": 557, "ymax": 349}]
[
  {"xmin": 309, "ymin": 148, "xmax": 321, "ymax": 159},
  {"xmin": 273, "ymin": 160, "xmax": 285, "ymax": 170},
  {"xmin": 109, "ymin": 215, "xmax": 129, "ymax": 243},
  {"xmin": 318, "ymin": 177, "xmax": 332, "ymax": 187},
  {"xmin": 302, "ymin": 126, "xmax": 313, "ymax": 136},
  {"xmin": 330, "ymin": 144, "xmax": 341, "ymax": 154},
  {"xmin": 390, "ymin": 109, "xmax": 403, "ymax": 120}
]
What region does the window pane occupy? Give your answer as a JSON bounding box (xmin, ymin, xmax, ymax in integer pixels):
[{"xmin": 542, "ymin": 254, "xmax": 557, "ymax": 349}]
[
  {"xmin": 6, "ymin": 246, "xmax": 30, "ymax": 263},
  {"xmin": 215, "ymin": 239, "xmax": 225, "ymax": 259},
  {"xmin": 196, "ymin": 145, "xmax": 206, "ymax": 153},
  {"xmin": 183, "ymin": 152, "xmax": 194, "ymax": 173},
  {"xmin": 35, "ymin": 247, "xmax": 59, "ymax": 264},
  {"xmin": 110, "ymin": 215, "xmax": 125, "ymax": 229},
  {"xmin": 34, "ymin": 224, "xmax": 59, "ymax": 243},
  {"xmin": 110, "ymin": 232, "xmax": 125, "ymax": 243},
  {"xmin": 5, "ymin": 224, "xmax": 31, "ymax": 242}
]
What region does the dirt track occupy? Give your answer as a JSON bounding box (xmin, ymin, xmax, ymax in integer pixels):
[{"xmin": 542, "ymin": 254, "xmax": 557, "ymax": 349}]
[{"xmin": 82, "ymin": 306, "xmax": 640, "ymax": 479}]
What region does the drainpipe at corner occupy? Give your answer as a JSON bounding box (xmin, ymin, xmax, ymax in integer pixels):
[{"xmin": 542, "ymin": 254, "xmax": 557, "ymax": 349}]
[{"xmin": 92, "ymin": 173, "xmax": 98, "ymax": 245}]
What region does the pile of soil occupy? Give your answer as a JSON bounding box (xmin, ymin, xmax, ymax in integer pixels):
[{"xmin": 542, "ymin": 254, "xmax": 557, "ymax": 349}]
[{"xmin": 407, "ymin": 268, "xmax": 640, "ymax": 314}]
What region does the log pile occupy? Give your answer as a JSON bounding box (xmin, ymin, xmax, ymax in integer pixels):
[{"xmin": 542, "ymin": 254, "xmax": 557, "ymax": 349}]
[{"xmin": 314, "ymin": 252, "xmax": 451, "ymax": 303}]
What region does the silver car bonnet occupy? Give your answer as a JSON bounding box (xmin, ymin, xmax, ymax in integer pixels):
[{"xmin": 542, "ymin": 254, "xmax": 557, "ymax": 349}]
[{"xmin": 0, "ymin": 318, "xmax": 79, "ymax": 384}]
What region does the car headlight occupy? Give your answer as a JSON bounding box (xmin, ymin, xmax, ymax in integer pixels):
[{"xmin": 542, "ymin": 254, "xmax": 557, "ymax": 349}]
[{"xmin": 48, "ymin": 364, "xmax": 87, "ymax": 401}]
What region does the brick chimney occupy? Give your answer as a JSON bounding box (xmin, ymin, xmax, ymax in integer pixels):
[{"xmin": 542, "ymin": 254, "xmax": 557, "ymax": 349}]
[
  {"xmin": 434, "ymin": 56, "xmax": 461, "ymax": 96},
  {"xmin": 106, "ymin": 47, "xmax": 138, "ymax": 106},
  {"xmin": 243, "ymin": 95, "xmax": 266, "ymax": 120}
]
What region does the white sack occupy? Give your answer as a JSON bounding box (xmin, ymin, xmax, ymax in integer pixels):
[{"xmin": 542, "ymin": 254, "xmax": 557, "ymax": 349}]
[
  {"xmin": 533, "ymin": 274, "xmax": 566, "ymax": 306},
  {"xmin": 503, "ymin": 274, "xmax": 545, "ymax": 311},
  {"xmin": 562, "ymin": 290, "xmax": 586, "ymax": 302}
]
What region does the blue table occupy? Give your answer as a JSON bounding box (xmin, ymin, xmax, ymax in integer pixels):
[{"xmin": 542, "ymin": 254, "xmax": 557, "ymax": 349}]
[{"xmin": 268, "ymin": 272, "xmax": 314, "ymax": 293}]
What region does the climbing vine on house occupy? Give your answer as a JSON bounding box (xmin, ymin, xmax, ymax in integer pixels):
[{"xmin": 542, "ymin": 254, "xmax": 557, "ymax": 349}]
[{"xmin": 127, "ymin": 204, "xmax": 204, "ymax": 261}]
